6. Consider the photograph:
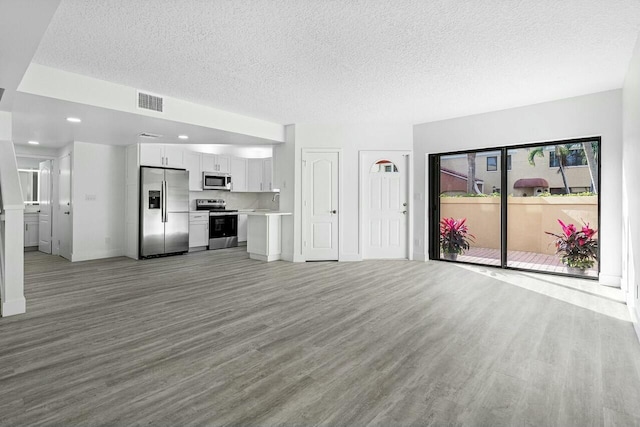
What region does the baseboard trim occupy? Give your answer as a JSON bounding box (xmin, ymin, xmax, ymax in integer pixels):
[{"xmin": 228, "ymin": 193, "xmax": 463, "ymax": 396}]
[
  {"xmin": 629, "ymin": 305, "xmax": 640, "ymax": 344},
  {"xmin": 72, "ymin": 248, "xmax": 125, "ymax": 262},
  {"xmin": 2, "ymin": 297, "xmax": 26, "ymax": 317},
  {"xmin": 414, "ymin": 251, "xmax": 427, "ymax": 262},
  {"xmin": 249, "ymin": 253, "xmax": 281, "ymax": 262},
  {"xmin": 599, "ymin": 273, "xmax": 621, "ymax": 287},
  {"xmin": 339, "ymin": 253, "xmax": 362, "ymax": 262},
  {"xmin": 281, "ymin": 253, "xmax": 294, "ymax": 262}
]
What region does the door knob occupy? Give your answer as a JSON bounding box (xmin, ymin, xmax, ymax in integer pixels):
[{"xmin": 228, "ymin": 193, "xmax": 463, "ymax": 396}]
[
  {"xmin": 403, "ymin": 202, "xmax": 407, "ymax": 207},
  {"xmin": 402, "ymin": 210, "xmax": 407, "ymax": 214},
  {"xmin": 64, "ymin": 211, "xmax": 70, "ymax": 215},
  {"xmin": 331, "ymin": 210, "xmax": 337, "ymax": 214}
]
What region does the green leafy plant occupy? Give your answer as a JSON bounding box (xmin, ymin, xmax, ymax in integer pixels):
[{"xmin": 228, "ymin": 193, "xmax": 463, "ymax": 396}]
[
  {"xmin": 545, "ymin": 219, "xmax": 598, "ymax": 269},
  {"xmin": 440, "ymin": 217, "xmax": 475, "ymax": 254}
]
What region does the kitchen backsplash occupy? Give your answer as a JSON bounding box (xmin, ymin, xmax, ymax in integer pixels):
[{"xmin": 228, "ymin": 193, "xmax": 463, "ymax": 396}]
[{"xmin": 189, "ymin": 190, "xmax": 279, "ymax": 211}]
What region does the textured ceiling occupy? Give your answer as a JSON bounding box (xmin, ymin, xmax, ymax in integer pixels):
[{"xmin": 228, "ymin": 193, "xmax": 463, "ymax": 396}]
[{"xmin": 33, "ymin": 0, "xmax": 640, "ymax": 124}]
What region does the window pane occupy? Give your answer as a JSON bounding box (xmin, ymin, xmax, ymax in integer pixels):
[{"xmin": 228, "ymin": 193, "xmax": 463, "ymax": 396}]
[
  {"xmin": 439, "ymin": 150, "xmax": 501, "ymax": 266},
  {"xmin": 507, "ymin": 142, "xmax": 598, "ymax": 277},
  {"xmin": 487, "ymin": 156, "xmax": 497, "ymax": 171}
]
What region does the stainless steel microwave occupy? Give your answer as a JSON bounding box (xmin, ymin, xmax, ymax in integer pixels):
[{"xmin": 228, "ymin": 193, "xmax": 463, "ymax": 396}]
[{"xmin": 202, "ymin": 172, "xmax": 232, "ymax": 190}]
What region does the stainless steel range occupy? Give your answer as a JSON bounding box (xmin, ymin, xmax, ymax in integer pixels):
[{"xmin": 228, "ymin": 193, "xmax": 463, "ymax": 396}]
[{"xmin": 195, "ymin": 199, "xmax": 238, "ymax": 249}]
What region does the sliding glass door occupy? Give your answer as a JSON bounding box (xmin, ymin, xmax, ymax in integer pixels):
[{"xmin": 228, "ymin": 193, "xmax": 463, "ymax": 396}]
[
  {"xmin": 430, "ymin": 137, "xmax": 600, "ymax": 279},
  {"xmin": 436, "ymin": 150, "xmax": 502, "ymax": 266},
  {"xmin": 506, "ymin": 141, "xmax": 599, "ymax": 277}
]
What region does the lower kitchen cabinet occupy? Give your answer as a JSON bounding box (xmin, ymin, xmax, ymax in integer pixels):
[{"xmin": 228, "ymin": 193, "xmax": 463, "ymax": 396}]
[
  {"xmin": 189, "ymin": 213, "xmax": 209, "ymax": 249},
  {"xmin": 238, "ymin": 214, "xmax": 248, "ymax": 242}
]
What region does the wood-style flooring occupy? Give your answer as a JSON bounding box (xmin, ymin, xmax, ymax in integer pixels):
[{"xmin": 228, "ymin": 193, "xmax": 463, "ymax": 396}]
[{"xmin": 1, "ymin": 248, "xmax": 640, "ymax": 426}]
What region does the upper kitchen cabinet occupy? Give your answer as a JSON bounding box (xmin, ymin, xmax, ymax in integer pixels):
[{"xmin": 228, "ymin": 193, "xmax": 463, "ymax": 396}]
[
  {"xmin": 202, "ymin": 154, "xmax": 230, "ymax": 174},
  {"xmin": 247, "ymin": 158, "xmax": 263, "ymax": 192},
  {"xmin": 184, "ymin": 151, "xmax": 202, "ymax": 191},
  {"xmin": 139, "ymin": 144, "xmax": 184, "ymax": 168},
  {"xmin": 262, "ymin": 158, "xmax": 273, "ymax": 192},
  {"xmin": 230, "ymin": 157, "xmax": 248, "ymax": 192},
  {"xmin": 247, "ymin": 158, "xmax": 275, "ymax": 192}
]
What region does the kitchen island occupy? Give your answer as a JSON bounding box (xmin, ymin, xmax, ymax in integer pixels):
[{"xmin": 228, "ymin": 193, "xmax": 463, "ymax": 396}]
[{"xmin": 241, "ymin": 210, "xmax": 292, "ymax": 262}]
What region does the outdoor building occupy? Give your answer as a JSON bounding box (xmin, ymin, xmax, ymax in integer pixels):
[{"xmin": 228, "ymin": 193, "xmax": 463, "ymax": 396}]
[{"xmin": 440, "ymin": 144, "xmax": 595, "ymax": 196}]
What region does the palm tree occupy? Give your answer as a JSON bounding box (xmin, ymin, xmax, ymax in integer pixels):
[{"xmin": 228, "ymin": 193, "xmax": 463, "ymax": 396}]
[
  {"xmin": 528, "ymin": 145, "xmax": 570, "ymax": 194},
  {"xmin": 582, "ymin": 141, "xmax": 598, "ymax": 194},
  {"xmin": 466, "ymin": 153, "xmax": 480, "ymax": 194}
]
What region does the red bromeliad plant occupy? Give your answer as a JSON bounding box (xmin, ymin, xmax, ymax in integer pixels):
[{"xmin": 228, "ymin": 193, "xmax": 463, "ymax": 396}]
[
  {"xmin": 546, "ymin": 219, "xmax": 598, "ymax": 269},
  {"xmin": 440, "ymin": 217, "xmax": 475, "ymax": 254}
]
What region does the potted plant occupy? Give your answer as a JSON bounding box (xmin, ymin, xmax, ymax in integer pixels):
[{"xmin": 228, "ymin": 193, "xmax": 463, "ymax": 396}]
[
  {"xmin": 440, "ymin": 217, "xmax": 474, "ymax": 261},
  {"xmin": 546, "ymin": 219, "xmax": 598, "ymax": 274}
]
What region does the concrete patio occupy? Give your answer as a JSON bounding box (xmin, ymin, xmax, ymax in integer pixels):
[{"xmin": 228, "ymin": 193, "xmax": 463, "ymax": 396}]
[{"xmin": 451, "ymin": 247, "xmax": 599, "ymax": 278}]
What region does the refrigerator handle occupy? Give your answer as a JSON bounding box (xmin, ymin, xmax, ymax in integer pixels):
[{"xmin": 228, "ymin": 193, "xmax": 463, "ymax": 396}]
[{"xmin": 162, "ymin": 180, "xmax": 167, "ymax": 223}]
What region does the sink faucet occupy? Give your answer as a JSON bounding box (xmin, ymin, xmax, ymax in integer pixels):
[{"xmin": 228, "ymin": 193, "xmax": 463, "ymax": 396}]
[{"xmin": 272, "ymin": 193, "xmax": 280, "ymax": 202}]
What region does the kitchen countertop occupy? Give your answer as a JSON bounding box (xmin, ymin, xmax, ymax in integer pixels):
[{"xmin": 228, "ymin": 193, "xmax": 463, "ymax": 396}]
[{"xmin": 242, "ymin": 210, "xmax": 292, "ymax": 216}]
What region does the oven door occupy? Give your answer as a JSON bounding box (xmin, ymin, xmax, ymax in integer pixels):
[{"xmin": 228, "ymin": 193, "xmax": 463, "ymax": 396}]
[{"xmin": 209, "ymin": 214, "xmax": 238, "ymax": 249}]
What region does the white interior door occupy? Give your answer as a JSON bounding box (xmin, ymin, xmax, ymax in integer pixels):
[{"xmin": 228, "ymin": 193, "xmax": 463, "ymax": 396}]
[
  {"xmin": 303, "ymin": 150, "xmax": 339, "ymax": 261},
  {"xmin": 58, "ymin": 154, "xmax": 72, "ymax": 260},
  {"xmin": 361, "ymin": 151, "xmax": 408, "ymax": 259},
  {"xmin": 38, "ymin": 160, "xmax": 53, "ymax": 254}
]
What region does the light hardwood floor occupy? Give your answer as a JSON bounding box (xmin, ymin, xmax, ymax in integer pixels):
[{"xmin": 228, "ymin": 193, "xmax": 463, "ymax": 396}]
[{"xmin": 1, "ymin": 248, "xmax": 640, "ymax": 426}]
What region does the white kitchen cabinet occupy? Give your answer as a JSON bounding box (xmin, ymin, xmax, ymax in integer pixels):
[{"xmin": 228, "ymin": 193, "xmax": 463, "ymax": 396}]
[
  {"xmin": 238, "ymin": 214, "xmax": 248, "ymax": 242},
  {"xmin": 246, "ymin": 157, "xmax": 274, "ymax": 192},
  {"xmin": 189, "ymin": 212, "xmax": 209, "ymax": 249},
  {"xmin": 217, "ymin": 155, "xmax": 230, "ymax": 173},
  {"xmin": 163, "ymin": 145, "xmax": 185, "ymax": 168},
  {"xmin": 24, "ymin": 214, "xmax": 39, "ymax": 247},
  {"xmin": 202, "ymin": 154, "xmax": 230, "ymax": 173},
  {"xmin": 139, "ymin": 144, "xmax": 164, "ymax": 167},
  {"xmin": 230, "ymin": 157, "xmax": 248, "ymax": 192},
  {"xmin": 139, "ymin": 144, "xmax": 184, "ymax": 168},
  {"xmin": 184, "ymin": 151, "xmax": 202, "ymax": 191},
  {"xmin": 247, "ymin": 158, "xmax": 264, "ymax": 192},
  {"xmin": 262, "ymin": 158, "xmax": 273, "ymax": 192},
  {"xmin": 246, "ymin": 212, "xmax": 291, "ymax": 261},
  {"xmin": 201, "ymin": 154, "xmax": 216, "ymax": 173}
]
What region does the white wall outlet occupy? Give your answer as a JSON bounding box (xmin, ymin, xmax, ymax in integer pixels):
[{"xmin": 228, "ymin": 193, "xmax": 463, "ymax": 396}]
[{"xmin": 414, "ymin": 192, "xmax": 423, "ymax": 201}]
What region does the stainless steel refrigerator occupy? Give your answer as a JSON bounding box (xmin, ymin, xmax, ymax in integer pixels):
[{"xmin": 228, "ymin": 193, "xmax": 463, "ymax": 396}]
[{"xmin": 140, "ymin": 166, "xmax": 189, "ymax": 258}]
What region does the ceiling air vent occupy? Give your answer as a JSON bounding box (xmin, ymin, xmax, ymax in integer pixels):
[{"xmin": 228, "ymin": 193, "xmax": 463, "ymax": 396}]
[
  {"xmin": 138, "ymin": 132, "xmax": 162, "ymax": 139},
  {"xmin": 137, "ymin": 91, "xmax": 164, "ymax": 113}
]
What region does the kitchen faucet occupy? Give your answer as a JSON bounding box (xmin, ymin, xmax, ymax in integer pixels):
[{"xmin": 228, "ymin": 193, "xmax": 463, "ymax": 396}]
[{"xmin": 272, "ymin": 193, "xmax": 280, "ymax": 202}]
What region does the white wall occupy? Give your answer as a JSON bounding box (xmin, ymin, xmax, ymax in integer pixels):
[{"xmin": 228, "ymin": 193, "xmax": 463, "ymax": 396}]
[
  {"xmin": 274, "ymin": 125, "xmax": 296, "ymax": 260},
  {"xmin": 623, "ymin": 34, "xmax": 640, "ymax": 333},
  {"xmin": 19, "ymin": 64, "xmax": 285, "ymax": 143},
  {"xmin": 71, "ymin": 141, "xmax": 125, "ymax": 261},
  {"xmin": 413, "ymin": 90, "xmax": 623, "ymax": 286},
  {"xmin": 279, "ymin": 123, "xmax": 414, "ymax": 261},
  {"xmin": 0, "ymin": 111, "xmax": 11, "ymax": 140},
  {"xmin": 180, "ymin": 143, "xmax": 273, "ymax": 159}
]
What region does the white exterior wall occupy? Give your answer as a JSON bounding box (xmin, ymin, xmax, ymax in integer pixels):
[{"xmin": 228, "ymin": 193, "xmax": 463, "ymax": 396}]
[{"xmin": 413, "ymin": 90, "xmax": 623, "ymax": 286}]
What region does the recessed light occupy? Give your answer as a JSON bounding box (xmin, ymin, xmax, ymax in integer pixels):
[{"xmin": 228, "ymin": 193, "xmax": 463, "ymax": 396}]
[
  {"xmin": 178, "ymin": 135, "xmax": 189, "ymax": 140},
  {"xmin": 66, "ymin": 117, "xmax": 82, "ymax": 123},
  {"xmin": 28, "ymin": 140, "xmax": 39, "ymax": 145}
]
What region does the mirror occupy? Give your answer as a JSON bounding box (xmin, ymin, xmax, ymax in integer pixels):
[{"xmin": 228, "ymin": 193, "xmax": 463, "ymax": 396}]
[{"xmin": 18, "ymin": 169, "xmax": 39, "ymax": 204}]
